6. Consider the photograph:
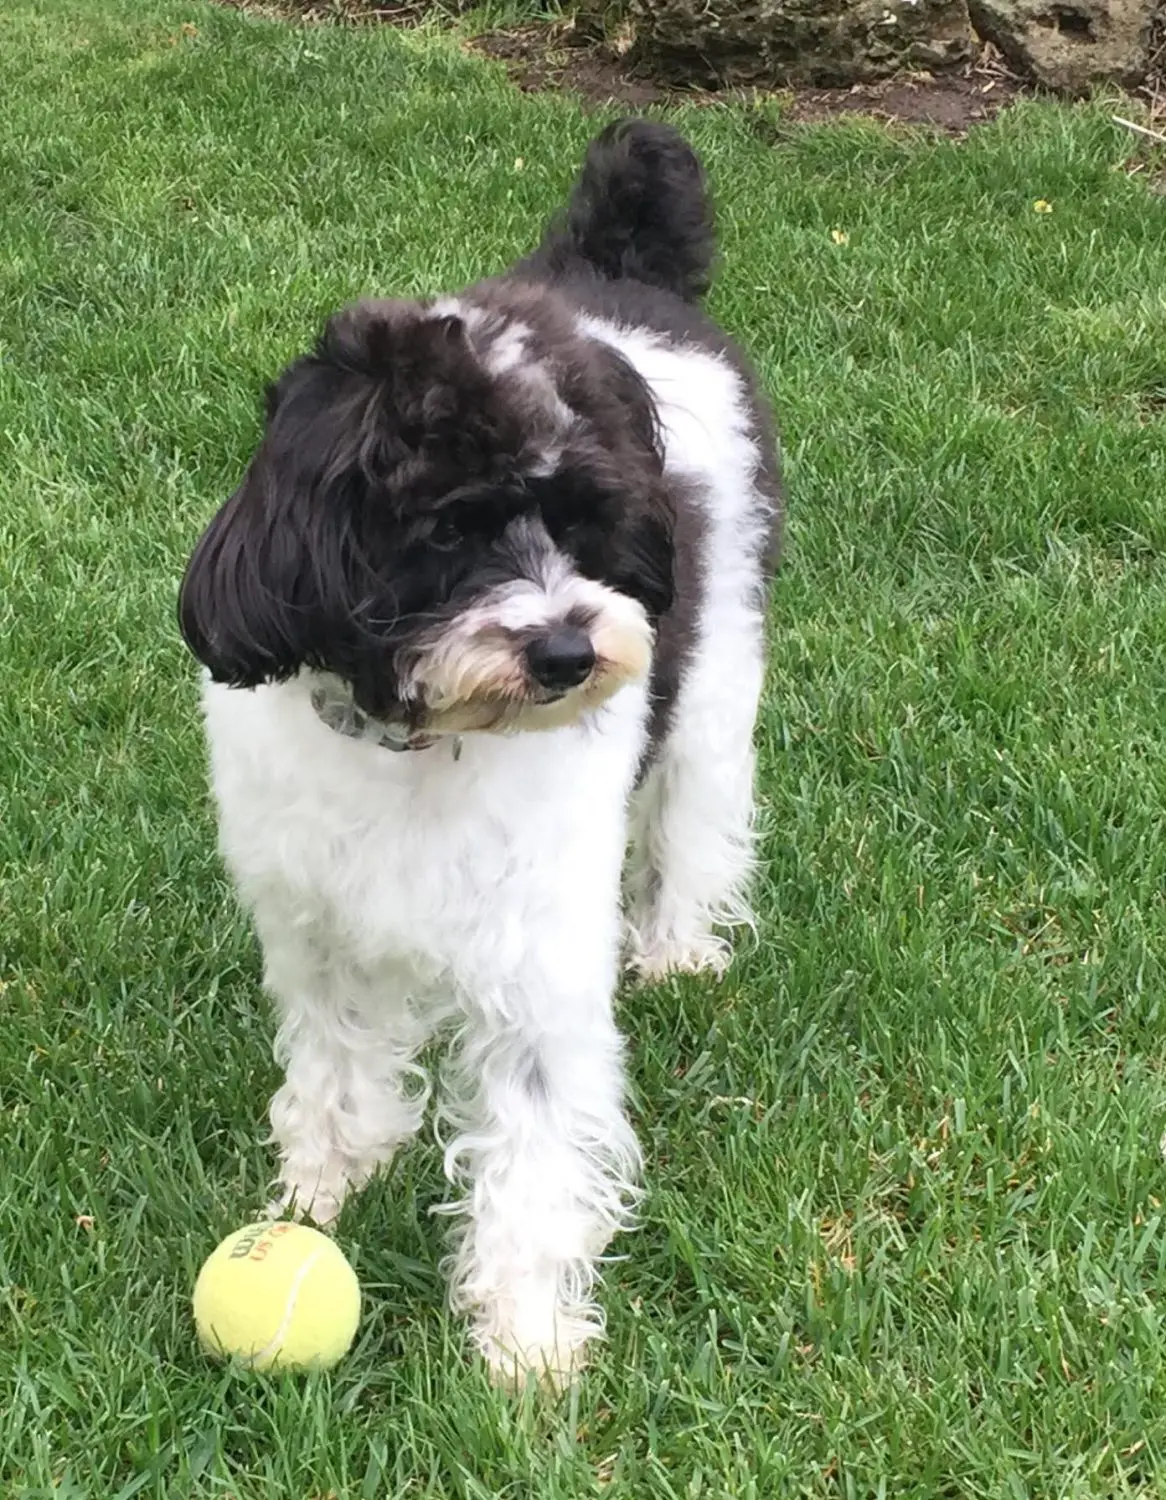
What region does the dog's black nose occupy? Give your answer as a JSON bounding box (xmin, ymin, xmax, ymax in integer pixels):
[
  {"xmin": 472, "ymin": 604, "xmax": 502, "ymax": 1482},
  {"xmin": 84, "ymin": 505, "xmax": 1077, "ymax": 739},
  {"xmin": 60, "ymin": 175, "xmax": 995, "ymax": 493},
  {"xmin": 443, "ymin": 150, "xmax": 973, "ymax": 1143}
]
[{"xmin": 525, "ymin": 628, "xmax": 596, "ymax": 692}]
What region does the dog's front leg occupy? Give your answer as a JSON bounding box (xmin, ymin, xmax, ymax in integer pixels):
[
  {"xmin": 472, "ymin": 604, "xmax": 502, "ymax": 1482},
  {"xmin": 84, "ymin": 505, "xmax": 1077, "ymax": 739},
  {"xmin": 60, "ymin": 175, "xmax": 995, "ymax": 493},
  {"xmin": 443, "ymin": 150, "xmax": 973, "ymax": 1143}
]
[
  {"xmin": 440, "ymin": 964, "xmax": 640, "ymax": 1389},
  {"xmin": 254, "ymin": 902, "xmax": 438, "ymax": 1226}
]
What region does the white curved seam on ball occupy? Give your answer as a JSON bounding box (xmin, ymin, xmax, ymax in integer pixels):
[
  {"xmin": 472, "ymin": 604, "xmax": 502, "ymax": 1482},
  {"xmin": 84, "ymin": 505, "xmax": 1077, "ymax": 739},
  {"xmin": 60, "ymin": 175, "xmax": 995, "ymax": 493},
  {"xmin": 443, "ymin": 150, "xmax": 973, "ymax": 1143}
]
[{"xmin": 246, "ymin": 1247, "xmax": 326, "ymax": 1367}]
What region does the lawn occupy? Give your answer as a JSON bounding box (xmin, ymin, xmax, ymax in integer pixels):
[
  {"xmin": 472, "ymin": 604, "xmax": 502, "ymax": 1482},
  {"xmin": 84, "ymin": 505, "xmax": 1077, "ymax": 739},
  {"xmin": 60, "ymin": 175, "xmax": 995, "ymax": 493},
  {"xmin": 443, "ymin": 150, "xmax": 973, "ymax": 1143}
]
[{"xmin": 3, "ymin": 0, "xmax": 1166, "ymax": 1493}]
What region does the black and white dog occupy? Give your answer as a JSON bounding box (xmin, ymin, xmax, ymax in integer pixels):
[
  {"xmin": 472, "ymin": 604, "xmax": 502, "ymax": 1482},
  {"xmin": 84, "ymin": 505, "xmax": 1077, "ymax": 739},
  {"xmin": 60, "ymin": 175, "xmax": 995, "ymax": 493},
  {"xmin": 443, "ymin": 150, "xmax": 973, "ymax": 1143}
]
[{"xmin": 180, "ymin": 120, "xmax": 781, "ymax": 1384}]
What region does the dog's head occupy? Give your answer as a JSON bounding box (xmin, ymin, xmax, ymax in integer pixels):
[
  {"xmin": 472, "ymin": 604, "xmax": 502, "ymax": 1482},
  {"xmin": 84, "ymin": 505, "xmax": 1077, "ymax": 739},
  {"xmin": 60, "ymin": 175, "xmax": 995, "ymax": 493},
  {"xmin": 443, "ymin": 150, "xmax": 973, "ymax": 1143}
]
[{"xmin": 179, "ymin": 293, "xmax": 673, "ymax": 737}]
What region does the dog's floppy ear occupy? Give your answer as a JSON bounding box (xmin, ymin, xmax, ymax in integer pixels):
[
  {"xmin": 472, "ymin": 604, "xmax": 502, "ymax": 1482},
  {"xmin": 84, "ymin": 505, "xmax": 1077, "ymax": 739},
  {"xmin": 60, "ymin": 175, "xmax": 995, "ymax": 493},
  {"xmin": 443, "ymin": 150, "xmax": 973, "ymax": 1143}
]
[
  {"xmin": 564, "ymin": 338, "xmax": 675, "ymax": 621},
  {"xmin": 179, "ymin": 350, "xmax": 359, "ymax": 687},
  {"xmin": 178, "ymin": 454, "xmax": 321, "ymax": 688},
  {"xmin": 178, "ymin": 334, "xmax": 403, "ymax": 689},
  {"xmin": 614, "ymin": 500, "xmax": 674, "ymax": 622}
]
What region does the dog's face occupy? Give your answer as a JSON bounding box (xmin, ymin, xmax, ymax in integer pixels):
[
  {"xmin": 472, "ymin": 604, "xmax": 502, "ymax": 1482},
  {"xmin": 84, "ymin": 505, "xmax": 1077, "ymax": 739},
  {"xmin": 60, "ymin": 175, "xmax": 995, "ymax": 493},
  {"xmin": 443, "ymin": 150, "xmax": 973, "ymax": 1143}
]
[{"xmin": 179, "ymin": 295, "xmax": 674, "ymax": 737}]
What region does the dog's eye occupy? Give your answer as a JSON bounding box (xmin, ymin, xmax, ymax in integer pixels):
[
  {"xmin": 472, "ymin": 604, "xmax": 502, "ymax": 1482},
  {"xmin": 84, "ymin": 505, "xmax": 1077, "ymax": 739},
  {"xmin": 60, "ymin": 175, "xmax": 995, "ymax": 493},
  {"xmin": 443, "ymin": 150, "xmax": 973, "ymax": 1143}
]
[
  {"xmin": 552, "ymin": 518, "xmax": 594, "ymax": 554},
  {"xmin": 430, "ymin": 515, "xmax": 460, "ymax": 548}
]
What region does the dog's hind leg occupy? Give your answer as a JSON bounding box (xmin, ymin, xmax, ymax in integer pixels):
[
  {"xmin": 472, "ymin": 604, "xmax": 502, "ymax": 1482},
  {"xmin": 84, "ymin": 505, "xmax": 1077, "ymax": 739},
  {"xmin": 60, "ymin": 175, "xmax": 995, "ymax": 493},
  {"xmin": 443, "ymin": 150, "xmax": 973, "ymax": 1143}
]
[{"xmin": 625, "ymin": 610, "xmax": 765, "ymax": 981}]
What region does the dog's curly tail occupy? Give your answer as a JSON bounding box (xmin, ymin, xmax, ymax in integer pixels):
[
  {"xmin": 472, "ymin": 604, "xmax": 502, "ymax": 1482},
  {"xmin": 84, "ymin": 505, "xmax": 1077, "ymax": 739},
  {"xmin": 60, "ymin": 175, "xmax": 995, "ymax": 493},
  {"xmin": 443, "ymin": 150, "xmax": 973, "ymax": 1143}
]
[{"xmin": 533, "ymin": 119, "xmax": 716, "ymax": 304}]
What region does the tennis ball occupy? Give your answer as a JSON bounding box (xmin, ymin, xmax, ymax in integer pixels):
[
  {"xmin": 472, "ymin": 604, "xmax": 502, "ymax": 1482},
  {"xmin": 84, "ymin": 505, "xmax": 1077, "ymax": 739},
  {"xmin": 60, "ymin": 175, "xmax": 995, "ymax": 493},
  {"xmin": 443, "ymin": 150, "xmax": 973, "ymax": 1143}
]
[{"xmin": 192, "ymin": 1220, "xmax": 360, "ymax": 1371}]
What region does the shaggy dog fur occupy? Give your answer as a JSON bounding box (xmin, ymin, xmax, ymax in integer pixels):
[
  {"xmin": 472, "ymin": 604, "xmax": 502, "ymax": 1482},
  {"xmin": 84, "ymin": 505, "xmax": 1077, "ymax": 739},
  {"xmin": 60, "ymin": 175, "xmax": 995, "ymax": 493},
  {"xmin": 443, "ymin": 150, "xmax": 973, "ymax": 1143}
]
[{"xmin": 180, "ymin": 119, "xmax": 781, "ymax": 1385}]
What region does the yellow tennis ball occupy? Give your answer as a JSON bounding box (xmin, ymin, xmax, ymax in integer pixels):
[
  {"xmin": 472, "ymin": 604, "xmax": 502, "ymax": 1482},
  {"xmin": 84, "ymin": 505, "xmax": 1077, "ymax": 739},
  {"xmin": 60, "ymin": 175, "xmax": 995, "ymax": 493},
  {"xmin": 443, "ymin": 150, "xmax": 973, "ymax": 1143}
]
[{"xmin": 192, "ymin": 1221, "xmax": 360, "ymax": 1371}]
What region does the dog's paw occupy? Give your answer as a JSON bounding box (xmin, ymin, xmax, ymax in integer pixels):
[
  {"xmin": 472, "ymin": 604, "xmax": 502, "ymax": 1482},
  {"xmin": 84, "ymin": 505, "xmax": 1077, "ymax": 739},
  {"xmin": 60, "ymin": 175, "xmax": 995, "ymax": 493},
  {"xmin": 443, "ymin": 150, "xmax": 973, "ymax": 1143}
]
[
  {"xmin": 265, "ymin": 1190, "xmax": 344, "ymax": 1228},
  {"xmin": 265, "ymin": 1192, "xmax": 343, "ymax": 1228},
  {"xmin": 470, "ymin": 1299, "xmax": 598, "ymax": 1395},
  {"xmin": 267, "ymin": 1166, "xmax": 349, "ymax": 1228},
  {"xmin": 626, "ymin": 931, "xmax": 732, "ymax": 982},
  {"xmin": 477, "ymin": 1330, "xmax": 589, "ymax": 1394}
]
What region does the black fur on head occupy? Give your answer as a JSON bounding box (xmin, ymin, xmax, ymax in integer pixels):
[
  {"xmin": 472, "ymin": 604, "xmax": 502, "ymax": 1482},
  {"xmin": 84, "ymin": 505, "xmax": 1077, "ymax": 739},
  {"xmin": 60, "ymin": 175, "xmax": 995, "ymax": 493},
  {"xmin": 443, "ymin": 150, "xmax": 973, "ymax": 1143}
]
[{"xmin": 179, "ymin": 292, "xmax": 675, "ymax": 722}]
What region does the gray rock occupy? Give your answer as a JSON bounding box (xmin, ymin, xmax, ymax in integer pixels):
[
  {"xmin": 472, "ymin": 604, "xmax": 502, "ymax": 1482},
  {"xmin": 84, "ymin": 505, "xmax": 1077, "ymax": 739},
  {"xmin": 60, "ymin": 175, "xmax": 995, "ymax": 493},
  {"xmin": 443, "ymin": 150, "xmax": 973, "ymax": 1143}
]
[
  {"xmin": 966, "ymin": 0, "xmax": 1155, "ymax": 92},
  {"xmin": 613, "ymin": 0, "xmax": 976, "ymax": 88}
]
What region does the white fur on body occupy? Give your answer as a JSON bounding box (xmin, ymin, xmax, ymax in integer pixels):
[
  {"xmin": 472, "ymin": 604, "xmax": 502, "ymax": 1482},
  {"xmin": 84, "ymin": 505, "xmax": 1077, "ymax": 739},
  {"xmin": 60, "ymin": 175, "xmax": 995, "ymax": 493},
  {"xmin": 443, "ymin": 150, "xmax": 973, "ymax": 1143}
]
[
  {"xmin": 582, "ymin": 318, "xmax": 770, "ymax": 978},
  {"xmin": 201, "ymin": 315, "xmax": 768, "ymax": 1382}
]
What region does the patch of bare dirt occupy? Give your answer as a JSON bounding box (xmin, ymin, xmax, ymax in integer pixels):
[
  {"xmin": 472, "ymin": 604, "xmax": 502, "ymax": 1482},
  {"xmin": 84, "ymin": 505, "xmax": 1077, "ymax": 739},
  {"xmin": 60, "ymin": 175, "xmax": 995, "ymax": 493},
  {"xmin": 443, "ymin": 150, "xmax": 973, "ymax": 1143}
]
[
  {"xmin": 470, "ymin": 23, "xmax": 670, "ymax": 110},
  {"xmin": 219, "ymin": 2, "xmax": 1041, "ymax": 133},
  {"xmin": 779, "ymin": 69, "xmax": 1025, "ymax": 132},
  {"xmin": 469, "ymin": 25, "xmax": 1030, "ymax": 132}
]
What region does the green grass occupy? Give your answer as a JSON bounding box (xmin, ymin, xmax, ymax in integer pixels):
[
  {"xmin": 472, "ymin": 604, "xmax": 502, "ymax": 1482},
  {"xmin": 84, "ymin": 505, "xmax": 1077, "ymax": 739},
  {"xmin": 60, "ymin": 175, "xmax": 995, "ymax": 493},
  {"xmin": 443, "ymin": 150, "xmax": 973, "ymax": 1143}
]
[{"xmin": 3, "ymin": 0, "xmax": 1166, "ymax": 1493}]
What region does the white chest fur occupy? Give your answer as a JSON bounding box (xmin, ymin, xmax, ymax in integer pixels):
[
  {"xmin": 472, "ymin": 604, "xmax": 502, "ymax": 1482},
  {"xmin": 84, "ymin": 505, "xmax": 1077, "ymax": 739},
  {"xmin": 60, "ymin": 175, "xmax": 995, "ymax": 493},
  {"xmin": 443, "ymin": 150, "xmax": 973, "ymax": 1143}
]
[{"xmin": 202, "ymin": 672, "xmax": 650, "ymax": 990}]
